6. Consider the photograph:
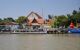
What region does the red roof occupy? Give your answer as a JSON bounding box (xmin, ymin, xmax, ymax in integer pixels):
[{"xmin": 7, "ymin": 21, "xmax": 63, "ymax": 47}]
[{"xmin": 27, "ymin": 12, "xmax": 44, "ymax": 25}]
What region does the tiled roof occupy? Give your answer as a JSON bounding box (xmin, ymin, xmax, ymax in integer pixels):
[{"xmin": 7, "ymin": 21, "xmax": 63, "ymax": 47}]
[
  {"xmin": 28, "ymin": 18, "xmax": 44, "ymax": 25},
  {"xmin": 27, "ymin": 12, "xmax": 44, "ymax": 25},
  {"xmin": 27, "ymin": 11, "xmax": 43, "ymax": 19},
  {"xmin": 36, "ymin": 19, "xmax": 44, "ymax": 24},
  {"xmin": 0, "ymin": 22, "xmax": 18, "ymax": 25}
]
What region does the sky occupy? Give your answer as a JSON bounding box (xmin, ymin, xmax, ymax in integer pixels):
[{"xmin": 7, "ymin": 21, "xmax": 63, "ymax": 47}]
[{"xmin": 0, "ymin": 0, "xmax": 80, "ymax": 19}]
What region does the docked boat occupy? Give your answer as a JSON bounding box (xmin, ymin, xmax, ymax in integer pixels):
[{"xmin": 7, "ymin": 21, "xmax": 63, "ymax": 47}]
[{"xmin": 68, "ymin": 28, "xmax": 80, "ymax": 33}]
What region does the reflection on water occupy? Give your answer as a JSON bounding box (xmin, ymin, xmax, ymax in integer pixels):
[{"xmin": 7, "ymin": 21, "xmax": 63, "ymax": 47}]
[{"xmin": 0, "ymin": 34, "xmax": 80, "ymax": 50}]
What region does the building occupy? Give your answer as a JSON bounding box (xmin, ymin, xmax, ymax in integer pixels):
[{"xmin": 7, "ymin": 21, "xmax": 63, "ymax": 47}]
[
  {"xmin": 24, "ymin": 12, "xmax": 45, "ymax": 30},
  {"xmin": 0, "ymin": 22, "xmax": 19, "ymax": 32},
  {"xmin": 44, "ymin": 19, "xmax": 53, "ymax": 28},
  {"xmin": 22, "ymin": 11, "xmax": 54, "ymax": 32}
]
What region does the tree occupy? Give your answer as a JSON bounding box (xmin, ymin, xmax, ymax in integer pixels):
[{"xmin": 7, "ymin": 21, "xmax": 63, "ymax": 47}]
[
  {"xmin": 3, "ymin": 17, "xmax": 15, "ymax": 23},
  {"xmin": 66, "ymin": 9, "xmax": 80, "ymax": 26},
  {"xmin": 79, "ymin": 8, "xmax": 80, "ymax": 12},
  {"xmin": 7, "ymin": 17, "xmax": 15, "ymax": 22},
  {"xmin": 74, "ymin": 11, "xmax": 80, "ymax": 20},
  {"xmin": 16, "ymin": 16, "xmax": 27, "ymax": 29},
  {"xmin": 72, "ymin": 10, "xmax": 77, "ymax": 15},
  {"xmin": 0, "ymin": 18, "xmax": 2, "ymax": 22},
  {"xmin": 67, "ymin": 14, "xmax": 71, "ymax": 20},
  {"xmin": 53, "ymin": 15, "xmax": 68, "ymax": 28},
  {"xmin": 48, "ymin": 15, "xmax": 52, "ymax": 19},
  {"xmin": 71, "ymin": 9, "xmax": 80, "ymax": 26},
  {"xmin": 16, "ymin": 16, "xmax": 26, "ymax": 24}
]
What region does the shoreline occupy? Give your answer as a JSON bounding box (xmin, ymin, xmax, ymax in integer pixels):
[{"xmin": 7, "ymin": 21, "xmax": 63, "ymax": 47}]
[
  {"xmin": 0, "ymin": 31, "xmax": 80, "ymax": 34},
  {"xmin": 0, "ymin": 32, "xmax": 47, "ymax": 34}
]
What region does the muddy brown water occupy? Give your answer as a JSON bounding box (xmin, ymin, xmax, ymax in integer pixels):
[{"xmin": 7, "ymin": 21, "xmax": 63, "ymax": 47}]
[{"xmin": 0, "ymin": 34, "xmax": 80, "ymax": 50}]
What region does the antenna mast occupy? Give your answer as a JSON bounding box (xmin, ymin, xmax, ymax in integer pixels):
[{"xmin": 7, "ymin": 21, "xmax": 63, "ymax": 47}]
[{"xmin": 42, "ymin": 8, "xmax": 43, "ymax": 17}]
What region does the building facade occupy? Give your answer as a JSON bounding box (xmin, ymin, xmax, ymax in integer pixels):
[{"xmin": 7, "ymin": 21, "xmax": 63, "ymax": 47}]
[{"xmin": 25, "ymin": 12, "xmax": 45, "ymax": 30}]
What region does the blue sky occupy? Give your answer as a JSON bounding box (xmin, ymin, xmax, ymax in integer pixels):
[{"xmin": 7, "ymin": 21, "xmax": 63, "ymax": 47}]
[{"xmin": 0, "ymin": 0, "xmax": 80, "ymax": 19}]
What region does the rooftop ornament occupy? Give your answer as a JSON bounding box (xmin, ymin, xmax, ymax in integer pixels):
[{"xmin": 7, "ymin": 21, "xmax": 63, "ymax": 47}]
[{"xmin": 70, "ymin": 22, "xmax": 74, "ymax": 29}]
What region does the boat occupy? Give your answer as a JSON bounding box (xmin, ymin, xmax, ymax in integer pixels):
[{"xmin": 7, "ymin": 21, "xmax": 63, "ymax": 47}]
[
  {"xmin": 68, "ymin": 28, "xmax": 80, "ymax": 33},
  {"xmin": 68, "ymin": 22, "xmax": 80, "ymax": 33}
]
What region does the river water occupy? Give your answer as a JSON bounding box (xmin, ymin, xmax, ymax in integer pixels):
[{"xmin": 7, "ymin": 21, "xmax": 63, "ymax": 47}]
[{"xmin": 0, "ymin": 34, "xmax": 80, "ymax": 50}]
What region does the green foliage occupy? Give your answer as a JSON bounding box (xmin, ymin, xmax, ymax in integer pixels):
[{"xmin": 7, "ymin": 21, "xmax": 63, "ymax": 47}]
[
  {"xmin": 53, "ymin": 15, "xmax": 68, "ymax": 28},
  {"xmin": 71, "ymin": 8, "xmax": 80, "ymax": 26},
  {"xmin": 3, "ymin": 17, "xmax": 15, "ymax": 22},
  {"xmin": 16, "ymin": 16, "xmax": 27, "ymax": 24},
  {"xmin": 57, "ymin": 15, "xmax": 67, "ymax": 23},
  {"xmin": 72, "ymin": 10, "xmax": 77, "ymax": 15},
  {"xmin": 52, "ymin": 8, "xmax": 80, "ymax": 28},
  {"xmin": 48, "ymin": 15, "xmax": 52, "ymax": 19},
  {"xmin": 0, "ymin": 8, "xmax": 80, "ymax": 29},
  {"xmin": 74, "ymin": 12, "xmax": 80, "ymax": 20},
  {"xmin": 0, "ymin": 18, "xmax": 2, "ymax": 22}
]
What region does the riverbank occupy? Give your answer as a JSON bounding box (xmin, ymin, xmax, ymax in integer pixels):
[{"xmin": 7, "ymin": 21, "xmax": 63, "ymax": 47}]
[
  {"xmin": 0, "ymin": 31, "xmax": 47, "ymax": 34},
  {"xmin": 0, "ymin": 32, "xmax": 80, "ymax": 34}
]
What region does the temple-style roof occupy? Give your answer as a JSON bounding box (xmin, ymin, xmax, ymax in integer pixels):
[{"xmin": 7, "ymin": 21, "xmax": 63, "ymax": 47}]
[
  {"xmin": 27, "ymin": 12, "xmax": 42, "ymax": 19},
  {"xmin": 27, "ymin": 12, "xmax": 44, "ymax": 25}
]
